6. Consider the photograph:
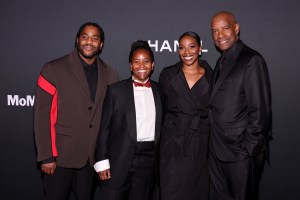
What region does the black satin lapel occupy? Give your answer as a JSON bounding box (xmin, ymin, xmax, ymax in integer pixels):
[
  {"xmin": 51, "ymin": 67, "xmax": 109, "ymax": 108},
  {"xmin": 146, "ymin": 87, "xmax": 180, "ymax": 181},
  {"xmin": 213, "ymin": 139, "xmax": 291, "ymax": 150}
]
[
  {"xmin": 211, "ymin": 58, "xmax": 236, "ymax": 99},
  {"xmin": 125, "ymin": 80, "xmax": 137, "ymax": 142},
  {"xmin": 151, "ymin": 82, "xmax": 162, "ymax": 143}
]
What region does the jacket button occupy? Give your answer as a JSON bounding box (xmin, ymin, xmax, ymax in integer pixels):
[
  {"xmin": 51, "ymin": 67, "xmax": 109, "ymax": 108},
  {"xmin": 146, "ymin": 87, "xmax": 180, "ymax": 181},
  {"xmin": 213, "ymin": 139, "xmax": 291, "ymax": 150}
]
[
  {"xmin": 89, "ymin": 124, "xmax": 92, "ymax": 128},
  {"xmin": 88, "ymin": 107, "xmax": 92, "ymax": 110}
]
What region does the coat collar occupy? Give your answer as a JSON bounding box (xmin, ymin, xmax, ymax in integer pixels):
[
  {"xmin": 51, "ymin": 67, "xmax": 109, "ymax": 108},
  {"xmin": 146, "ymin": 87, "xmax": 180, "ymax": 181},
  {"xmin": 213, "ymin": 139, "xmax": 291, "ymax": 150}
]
[
  {"xmin": 210, "ymin": 40, "xmax": 244, "ymax": 100},
  {"xmin": 168, "ymin": 60, "xmax": 212, "ymax": 106},
  {"xmin": 67, "ymin": 49, "xmax": 110, "ymax": 117}
]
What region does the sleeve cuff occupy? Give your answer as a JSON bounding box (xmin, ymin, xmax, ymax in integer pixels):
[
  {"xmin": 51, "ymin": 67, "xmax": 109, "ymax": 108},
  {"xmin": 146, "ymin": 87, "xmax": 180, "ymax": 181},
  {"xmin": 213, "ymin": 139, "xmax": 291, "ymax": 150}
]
[
  {"xmin": 41, "ymin": 157, "xmax": 56, "ymax": 164},
  {"xmin": 94, "ymin": 159, "xmax": 110, "ymax": 172}
]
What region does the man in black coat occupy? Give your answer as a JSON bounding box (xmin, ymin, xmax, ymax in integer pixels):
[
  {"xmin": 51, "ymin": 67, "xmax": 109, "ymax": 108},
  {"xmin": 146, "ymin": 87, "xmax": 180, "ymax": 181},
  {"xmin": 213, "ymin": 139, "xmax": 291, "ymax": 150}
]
[{"xmin": 209, "ymin": 11, "xmax": 272, "ymax": 200}]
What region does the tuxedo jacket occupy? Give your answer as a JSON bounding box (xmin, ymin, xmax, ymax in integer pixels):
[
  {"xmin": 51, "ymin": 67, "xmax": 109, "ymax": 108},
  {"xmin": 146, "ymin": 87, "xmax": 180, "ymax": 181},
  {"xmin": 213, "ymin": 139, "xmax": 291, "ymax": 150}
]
[
  {"xmin": 34, "ymin": 49, "xmax": 118, "ymax": 168},
  {"xmin": 94, "ymin": 78, "xmax": 164, "ymax": 189},
  {"xmin": 209, "ymin": 40, "xmax": 272, "ymax": 162}
]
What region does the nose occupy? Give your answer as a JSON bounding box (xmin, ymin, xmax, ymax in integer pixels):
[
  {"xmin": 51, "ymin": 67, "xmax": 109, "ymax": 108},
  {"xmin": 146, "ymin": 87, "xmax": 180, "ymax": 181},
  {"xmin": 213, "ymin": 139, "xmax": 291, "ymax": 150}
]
[
  {"xmin": 217, "ymin": 30, "xmax": 224, "ymax": 38},
  {"xmin": 87, "ymin": 37, "xmax": 93, "ymax": 44},
  {"xmin": 184, "ymin": 48, "xmax": 190, "ymax": 55}
]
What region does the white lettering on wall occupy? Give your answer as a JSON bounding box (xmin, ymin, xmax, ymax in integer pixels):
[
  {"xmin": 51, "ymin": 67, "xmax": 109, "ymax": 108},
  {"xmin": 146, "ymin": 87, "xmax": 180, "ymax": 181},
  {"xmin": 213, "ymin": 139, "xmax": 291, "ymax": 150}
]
[
  {"xmin": 7, "ymin": 95, "xmax": 35, "ymax": 106},
  {"xmin": 148, "ymin": 40, "xmax": 208, "ymax": 53}
]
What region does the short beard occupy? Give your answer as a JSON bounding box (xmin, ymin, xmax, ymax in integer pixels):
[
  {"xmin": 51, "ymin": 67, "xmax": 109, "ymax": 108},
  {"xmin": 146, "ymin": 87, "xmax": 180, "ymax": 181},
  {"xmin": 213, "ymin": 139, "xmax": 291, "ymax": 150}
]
[{"xmin": 77, "ymin": 47, "xmax": 99, "ymax": 59}]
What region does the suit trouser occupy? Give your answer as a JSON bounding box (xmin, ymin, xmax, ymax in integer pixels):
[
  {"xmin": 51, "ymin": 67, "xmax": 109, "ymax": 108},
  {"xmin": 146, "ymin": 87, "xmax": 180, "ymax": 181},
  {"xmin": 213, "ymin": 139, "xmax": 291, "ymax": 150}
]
[
  {"xmin": 209, "ymin": 149, "xmax": 265, "ymax": 200},
  {"xmin": 100, "ymin": 141, "xmax": 156, "ymax": 200},
  {"xmin": 43, "ymin": 161, "xmax": 94, "ymax": 200}
]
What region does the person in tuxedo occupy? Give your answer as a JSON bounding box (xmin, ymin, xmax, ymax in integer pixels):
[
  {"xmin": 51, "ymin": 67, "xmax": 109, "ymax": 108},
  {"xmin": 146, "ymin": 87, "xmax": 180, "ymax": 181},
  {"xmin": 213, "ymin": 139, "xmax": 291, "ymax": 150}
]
[
  {"xmin": 159, "ymin": 32, "xmax": 213, "ymax": 200},
  {"xmin": 34, "ymin": 22, "xmax": 118, "ymax": 200},
  {"xmin": 209, "ymin": 11, "xmax": 272, "ymax": 200},
  {"xmin": 94, "ymin": 40, "xmax": 164, "ymax": 200}
]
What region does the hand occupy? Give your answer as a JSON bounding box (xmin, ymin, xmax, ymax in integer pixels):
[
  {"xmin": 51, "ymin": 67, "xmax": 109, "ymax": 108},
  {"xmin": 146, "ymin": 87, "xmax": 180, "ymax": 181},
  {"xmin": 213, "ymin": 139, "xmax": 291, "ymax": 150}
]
[
  {"xmin": 98, "ymin": 169, "xmax": 111, "ymax": 180},
  {"xmin": 41, "ymin": 162, "xmax": 56, "ymax": 175}
]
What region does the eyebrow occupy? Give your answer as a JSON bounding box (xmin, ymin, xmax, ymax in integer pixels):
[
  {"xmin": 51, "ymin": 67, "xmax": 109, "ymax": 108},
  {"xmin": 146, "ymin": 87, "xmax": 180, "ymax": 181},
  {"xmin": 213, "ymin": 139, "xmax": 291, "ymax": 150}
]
[{"xmin": 80, "ymin": 33, "xmax": 100, "ymax": 37}]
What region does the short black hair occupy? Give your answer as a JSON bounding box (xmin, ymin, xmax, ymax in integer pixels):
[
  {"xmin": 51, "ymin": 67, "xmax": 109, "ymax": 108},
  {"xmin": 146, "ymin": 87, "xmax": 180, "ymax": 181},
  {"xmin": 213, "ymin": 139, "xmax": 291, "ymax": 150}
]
[
  {"xmin": 129, "ymin": 40, "xmax": 154, "ymax": 63},
  {"xmin": 179, "ymin": 31, "xmax": 201, "ymax": 46},
  {"xmin": 75, "ymin": 22, "xmax": 105, "ymax": 47}
]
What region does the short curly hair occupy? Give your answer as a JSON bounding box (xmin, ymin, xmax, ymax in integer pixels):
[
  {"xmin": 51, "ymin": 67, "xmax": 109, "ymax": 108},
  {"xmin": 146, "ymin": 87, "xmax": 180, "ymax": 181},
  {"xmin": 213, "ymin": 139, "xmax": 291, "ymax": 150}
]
[{"xmin": 129, "ymin": 40, "xmax": 154, "ymax": 63}]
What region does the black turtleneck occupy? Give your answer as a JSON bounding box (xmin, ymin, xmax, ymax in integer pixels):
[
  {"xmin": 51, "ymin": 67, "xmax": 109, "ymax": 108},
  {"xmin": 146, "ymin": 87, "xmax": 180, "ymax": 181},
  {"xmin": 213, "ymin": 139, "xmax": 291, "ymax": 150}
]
[{"xmin": 79, "ymin": 56, "xmax": 98, "ymax": 102}]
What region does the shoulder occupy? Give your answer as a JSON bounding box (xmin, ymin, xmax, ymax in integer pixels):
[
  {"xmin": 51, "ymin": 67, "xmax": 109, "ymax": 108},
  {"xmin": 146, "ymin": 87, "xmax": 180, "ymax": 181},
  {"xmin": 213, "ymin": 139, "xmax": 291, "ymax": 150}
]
[
  {"xmin": 98, "ymin": 58, "xmax": 117, "ymax": 73},
  {"xmin": 98, "ymin": 58, "xmax": 119, "ymax": 82},
  {"xmin": 39, "ymin": 51, "xmax": 73, "ymax": 82},
  {"xmin": 159, "ymin": 62, "xmax": 181, "ymax": 78},
  {"xmin": 199, "ymin": 59, "xmax": 213, "ymax": 72},
  {"xmin": 43, "ymin": 52, "xmax": 72, "ymax": 69},
  {"xmin": 107, "ymin": 79, "xmax": 130, "ymax": 91},
  {"xmin": 239, "ymin": 41, "xmax": 266, "ymax": 63}
]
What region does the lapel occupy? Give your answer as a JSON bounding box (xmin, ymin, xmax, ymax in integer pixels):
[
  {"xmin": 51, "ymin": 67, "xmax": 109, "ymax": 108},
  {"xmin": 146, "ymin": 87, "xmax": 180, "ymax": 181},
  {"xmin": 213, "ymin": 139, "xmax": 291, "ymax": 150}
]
[
  {"xmin": 150, "ymin": 80, "xmax": 162, "ymax": 143},
  {"xmin": 169, "ymin": 62, "xmax": 195, "ymax": 106},
  {"xmin": 92, "ymin": 58, "xmax": 109, "ymax": 111},
  {"xmin": 125, "ymin": 79, "xmax": 137, "ymax": 142},
  {"xmin": 210, "ymin": 41, "xmax": 244, "ymax": 100},
  {"xmin": 68, "ymin": 49, "xmax": 91, "ymax": 99},
  {"xmin": 68, "ymin": 49, "xmax": 111, "ymax": 120}
]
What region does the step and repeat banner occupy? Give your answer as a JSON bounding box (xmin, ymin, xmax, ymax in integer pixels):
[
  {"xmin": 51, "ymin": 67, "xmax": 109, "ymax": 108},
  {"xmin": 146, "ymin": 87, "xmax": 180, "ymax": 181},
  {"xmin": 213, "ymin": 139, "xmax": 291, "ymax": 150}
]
[{"xmin": 1, "ymin": 0, "xmax": 299, "ymax": 199}]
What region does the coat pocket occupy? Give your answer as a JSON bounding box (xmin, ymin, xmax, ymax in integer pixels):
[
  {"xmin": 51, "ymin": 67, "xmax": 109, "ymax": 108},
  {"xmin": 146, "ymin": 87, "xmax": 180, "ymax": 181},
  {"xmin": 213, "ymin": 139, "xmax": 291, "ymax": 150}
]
[{"xmin": 55, "ymin": 123, "xmax": 72, "ymax": 136}]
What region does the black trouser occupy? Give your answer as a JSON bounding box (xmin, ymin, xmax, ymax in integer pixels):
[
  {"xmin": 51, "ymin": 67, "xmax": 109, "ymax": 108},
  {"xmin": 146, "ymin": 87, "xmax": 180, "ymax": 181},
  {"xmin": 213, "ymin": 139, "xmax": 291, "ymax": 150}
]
[
  {"xmin": 43, "ymin": 162, "xmax": 94, "ymax": 200},
  {"xmin": 100, "ymin": 141, "xmax": 156, "ymax": 200},
  {"xmin": 209, "ymin": 149, "xmax": 265, "ymax": 200}
]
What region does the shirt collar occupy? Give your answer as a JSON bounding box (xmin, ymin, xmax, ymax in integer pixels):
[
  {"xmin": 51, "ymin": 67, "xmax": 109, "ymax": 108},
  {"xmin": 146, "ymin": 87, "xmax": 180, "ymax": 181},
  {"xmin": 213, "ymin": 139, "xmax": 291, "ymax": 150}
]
[{"xmin": 78, "ymin": 53, "xmax": 97, "ymax": 69}]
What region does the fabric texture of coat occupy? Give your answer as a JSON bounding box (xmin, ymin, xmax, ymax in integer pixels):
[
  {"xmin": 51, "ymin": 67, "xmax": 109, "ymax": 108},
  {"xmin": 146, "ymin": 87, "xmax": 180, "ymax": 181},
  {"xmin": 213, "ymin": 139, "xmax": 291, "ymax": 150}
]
[
  {"xmin": 34, "ymin": 49, "xmax": 118, "ymax": 168},
  {"xmin": 209, "ymin": 40, "xmax": 272, "ymax": 162},
  {"xmin": 159, "ymin": 59, "xmax": 213, "ymax": 200},
  {"xmin": 94, "ymin": 78, "xmax": 164, "ymax": 189}
]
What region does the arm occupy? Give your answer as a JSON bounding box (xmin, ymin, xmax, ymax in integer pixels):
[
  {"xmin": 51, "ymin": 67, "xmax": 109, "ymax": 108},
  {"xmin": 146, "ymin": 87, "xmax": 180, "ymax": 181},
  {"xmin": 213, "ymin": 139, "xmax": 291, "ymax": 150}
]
[
  {"xmin": 243, "ymin": 55, "xmax": 271, "ymax": 156},
  {"xmin": 34, "ymin": 65, "xmax": 58, "ymax": 173},
  {"xmin": 94, "ymin": 86, "xmax": 114, "ymax": 179},
  {"xmin": 94, "ymin": 159, "xmax": 111, "ymax": 180}
]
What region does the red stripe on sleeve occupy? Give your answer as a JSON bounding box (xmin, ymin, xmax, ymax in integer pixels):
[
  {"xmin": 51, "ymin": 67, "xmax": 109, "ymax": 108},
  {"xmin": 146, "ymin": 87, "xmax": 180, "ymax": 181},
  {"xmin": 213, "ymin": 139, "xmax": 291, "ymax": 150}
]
[
  {"xmin": 50, "ymin": 92, "xmax": 58, "ymax": 157},
  {"xmin": 38, "ymin": 75, "xmax": 56, "ymax": 95},
  {"xmin": 37, "ymin": 75, "xmax": 58, "ymax": 157}
]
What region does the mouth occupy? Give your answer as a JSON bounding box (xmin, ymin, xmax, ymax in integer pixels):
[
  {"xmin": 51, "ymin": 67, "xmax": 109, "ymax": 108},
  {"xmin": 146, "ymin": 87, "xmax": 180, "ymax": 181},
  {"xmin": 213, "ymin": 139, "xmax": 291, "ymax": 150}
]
[
  {"xmin": 83, "ymin": 45, "xmax": 94, "ymax": 51},
  {"xmin": 137, "ymin": 69, "xmax": 147, "ymax": 73},
  {"xmin": 218, "ymin": 39, "xmax": 228, "ymax": 45},
  {"xmin": 183, "ymin": 55, "xmax": 193, "ymax": 61}
]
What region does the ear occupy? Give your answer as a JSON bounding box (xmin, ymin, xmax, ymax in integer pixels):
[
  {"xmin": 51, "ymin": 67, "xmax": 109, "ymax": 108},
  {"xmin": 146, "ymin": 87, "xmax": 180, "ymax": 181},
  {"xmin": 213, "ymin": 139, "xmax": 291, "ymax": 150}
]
[
  {"xmin": 151, "ymin": 62, "xmax": 155, "ymax": 70},
  {"xmin": 130, "ymin": 63, "xmax": 133, "ymax": 71},
  {"xmin": 199, "ymin": 46, "xmax": 202, "ymax": 56},
  {"xmin": 99, "ymin": 42, "xmax": 104, "ymax": 49},
  {"xmin": 235, "ymin": 23, "xmax": 240, "ymax": 35}
]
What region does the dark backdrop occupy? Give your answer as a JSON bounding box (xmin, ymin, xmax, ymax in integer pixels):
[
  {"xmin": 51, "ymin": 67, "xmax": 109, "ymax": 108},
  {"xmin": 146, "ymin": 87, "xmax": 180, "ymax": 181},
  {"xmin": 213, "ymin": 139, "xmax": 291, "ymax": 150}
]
[{"xmin": 1, "ymin": 0, "xmax": 299, "ymax": 199}]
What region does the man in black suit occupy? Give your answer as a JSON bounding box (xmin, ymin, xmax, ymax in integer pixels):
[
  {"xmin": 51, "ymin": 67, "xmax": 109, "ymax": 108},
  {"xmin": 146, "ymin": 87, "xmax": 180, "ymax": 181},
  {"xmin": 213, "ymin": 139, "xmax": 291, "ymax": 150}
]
[
  {"xmin": 209, "ymin": 11, "xmax": 272, "ymax": 200},
  {"xmin": 94, "ymin": 40, "xmax": 164, "ymax": 200}
]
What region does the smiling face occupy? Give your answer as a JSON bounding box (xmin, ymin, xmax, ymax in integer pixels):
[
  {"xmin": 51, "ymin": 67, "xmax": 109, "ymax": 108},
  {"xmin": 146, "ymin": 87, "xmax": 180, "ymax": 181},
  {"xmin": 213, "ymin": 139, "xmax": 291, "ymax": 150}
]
[
  {"xmin": 178, "ymin": 35, "xmax": 202, "ymax": 67},
  {"xmin": 130, "ymin": 49, "xmax": 154, "ymax": 82},
  {"xmin": 77, "ymin": 25, "xmax": 103, "ymax": 64},
  {"xmin": 211, "ymin": 12, "xmax": 239, "ymax": 52}
]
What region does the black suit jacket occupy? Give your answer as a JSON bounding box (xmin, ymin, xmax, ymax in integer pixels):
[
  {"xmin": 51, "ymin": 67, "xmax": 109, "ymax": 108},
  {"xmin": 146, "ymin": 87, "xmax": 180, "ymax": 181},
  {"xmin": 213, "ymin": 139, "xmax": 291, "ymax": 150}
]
[
  {"xmin": 209, "ymin": 40, "xmax": 272, "ymax": 162},
  {"xmin": 94, "ymin": 78, "xmax": 164, "ymax": 189}
]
